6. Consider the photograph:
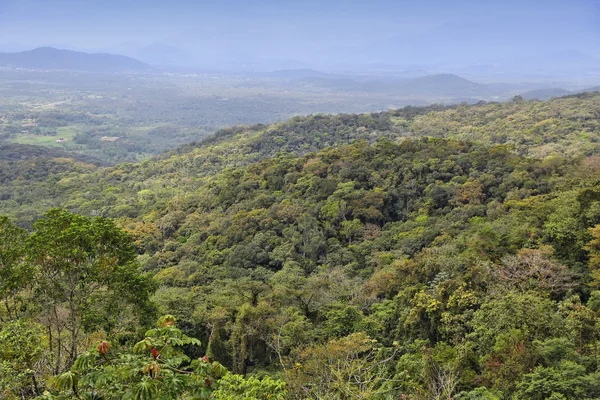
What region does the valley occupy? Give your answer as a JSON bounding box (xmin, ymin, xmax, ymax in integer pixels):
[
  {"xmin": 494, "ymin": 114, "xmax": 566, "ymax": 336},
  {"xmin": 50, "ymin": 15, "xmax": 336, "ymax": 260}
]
[{"xmin": 2, "ymin": 52, "xmax": 596, "ymax": 165}]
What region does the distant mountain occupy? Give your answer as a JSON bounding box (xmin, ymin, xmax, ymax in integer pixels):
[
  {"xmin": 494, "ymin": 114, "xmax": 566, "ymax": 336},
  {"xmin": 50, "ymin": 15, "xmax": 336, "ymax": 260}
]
[
  {"xmin": 299, "ymin": 73, "xmax": 488, "ymax": 97},
  {"xmin": 585, "ymin": 86, "xmax": 600, "ymax": 92},
  {"xmin": 520, "ymin": 88, "xmax": 572, "ymax": 100},
  {"xmin": 398, "ymin": 74, "xmax": 486, "ymax": 96},
  {"xmin": 0, "ymin": 47, "xmax": 153, "ymax": 73},
  {"xmin": 266, "ymin": 69, "xmax": 334, "ymax": 79}
]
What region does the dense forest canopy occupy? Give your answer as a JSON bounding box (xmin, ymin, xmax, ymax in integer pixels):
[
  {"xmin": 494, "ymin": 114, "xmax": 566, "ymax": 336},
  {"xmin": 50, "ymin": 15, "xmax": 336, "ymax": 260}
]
[{"xmin": 3, "ymin": 93, "xmax": 600, "ymax": 399}]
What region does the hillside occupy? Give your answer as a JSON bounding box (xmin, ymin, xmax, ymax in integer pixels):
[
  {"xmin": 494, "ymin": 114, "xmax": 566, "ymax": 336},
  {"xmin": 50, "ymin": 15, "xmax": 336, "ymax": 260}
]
[
  {"xmin": 0, "ymin": 144, "xmax": 99, "ymax": 225},
  {"xmin": 299, "ymin": 73, "xmax": 489, "ymax": 97},
  {"xmin": 2, "ymin": 93, "xmax": 600, "ymax": 225},
  {"xmin": 0, "ymin": 143, "xmax": 103, "ymax": 164},
  {"xmin": 398, "ymin": 73, "xmax": 486, "ymax": 96},
  {"xmin": 520, "ymin": 87, "xmax": 600, "ymax": 100},
  {"xmin": 520, "ymin": 87, "xmax": 571, "ymax": 100},
  {"xmin": 0, "ymin": 47, "xmax": 153, "ymax": 72},
  {"xmin": 167, "ymin": 91, "xmax": 600, "ymax": 165},
  {"xmin": 0, "ymin": 143, "xmax": 100, "ymax": 187},
  {"xmin": 4, "ymin": 94, "xmax": 600, "ymax": 399}
]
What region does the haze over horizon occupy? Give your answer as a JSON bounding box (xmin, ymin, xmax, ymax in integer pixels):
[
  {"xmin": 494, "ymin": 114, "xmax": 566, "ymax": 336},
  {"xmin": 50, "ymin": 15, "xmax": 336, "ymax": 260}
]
[{"xmin": 1, "ymin": 0, "xmax": 599, "ymax": 77}]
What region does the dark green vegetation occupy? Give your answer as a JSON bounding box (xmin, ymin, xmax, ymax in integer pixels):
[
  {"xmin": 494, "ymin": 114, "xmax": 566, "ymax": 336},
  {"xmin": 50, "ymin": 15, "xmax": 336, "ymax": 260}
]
[{"xmin": 3, "ymin": 93, "xmax": 600, "ymax": 399}]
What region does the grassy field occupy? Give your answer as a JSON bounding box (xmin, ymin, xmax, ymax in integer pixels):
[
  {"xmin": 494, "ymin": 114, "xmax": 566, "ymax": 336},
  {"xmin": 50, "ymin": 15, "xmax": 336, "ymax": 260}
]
[{"xmin": 12, "ymin": 126, "xmax": 78, "ymax": 147}]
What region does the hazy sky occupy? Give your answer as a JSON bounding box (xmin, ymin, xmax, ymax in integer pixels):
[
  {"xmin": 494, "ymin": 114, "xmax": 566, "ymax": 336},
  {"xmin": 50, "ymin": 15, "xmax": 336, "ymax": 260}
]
[{"xmin": 1, "ymin": 0, "xmax": 599, "ymax": 70}]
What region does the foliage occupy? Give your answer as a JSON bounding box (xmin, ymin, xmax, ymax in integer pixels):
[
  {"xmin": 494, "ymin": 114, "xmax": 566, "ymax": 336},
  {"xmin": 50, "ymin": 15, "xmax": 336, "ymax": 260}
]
[
  {"xmin": 40, "ymin": 316, "xmax": 286, "ymax": 400},
  {"xmin": 285, "ymin": 332, "xmax": 398, "ymax": 399},
  {"xmin": 0, "ymin": 320, "xmax": 47, "ymax": 399},
  {"xmin": 3, "ymin": 94, "xmax": 600, "ymax": 399}
]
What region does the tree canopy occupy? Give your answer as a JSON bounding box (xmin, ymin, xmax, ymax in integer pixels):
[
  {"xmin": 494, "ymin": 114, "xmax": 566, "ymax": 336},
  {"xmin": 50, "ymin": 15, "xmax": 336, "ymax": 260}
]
[{"xmin": 3, "ymin": 93, "xmax": 600, "ymax": 399}]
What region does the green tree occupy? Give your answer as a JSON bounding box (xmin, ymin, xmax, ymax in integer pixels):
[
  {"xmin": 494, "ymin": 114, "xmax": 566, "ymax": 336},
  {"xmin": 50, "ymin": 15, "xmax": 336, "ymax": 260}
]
[
  {"xmin": 0, "ymin": 320, "xmax": 47, "ymax": 399},
  {"xmin": 44, "ymin": 316, "xmax": 286, "ymax": 400},
  {"xmin": 585, "ymin": 224, "xmax": 600, "ymax": 288},
  {"xmin": 27, "ymin": 209, "xmax": 156, "ymax": 373},
  {"xmin": 212, "ymin": 373, "xmax": 287, "ymax": 400},
  {"xmin": 286, "ymin": 332, "xmax": 398, "ymax": 399},
  {"xmin": 515, "ymin": 361, "xmax": 600, "ymax": 400},
  {"xmin": 0, "ymin": 216, "xmax": 30, "ymax": 320}
]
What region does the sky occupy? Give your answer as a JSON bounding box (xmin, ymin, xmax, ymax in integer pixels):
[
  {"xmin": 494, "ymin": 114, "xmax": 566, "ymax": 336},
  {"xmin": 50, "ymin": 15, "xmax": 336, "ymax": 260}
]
[{"xmin": 0, "ymin": 0, "xmax": 599, "ymax": 71}]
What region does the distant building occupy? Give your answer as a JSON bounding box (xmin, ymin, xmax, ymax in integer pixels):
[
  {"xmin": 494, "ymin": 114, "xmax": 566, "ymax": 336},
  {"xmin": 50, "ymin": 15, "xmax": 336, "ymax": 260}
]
[
  {"xmin": 56, "ymin": 138, "xmax": 65, "ymax": 143},
  {"xmin": 100, "ymin": 136, "xmax": 120, "ymax": 142}
]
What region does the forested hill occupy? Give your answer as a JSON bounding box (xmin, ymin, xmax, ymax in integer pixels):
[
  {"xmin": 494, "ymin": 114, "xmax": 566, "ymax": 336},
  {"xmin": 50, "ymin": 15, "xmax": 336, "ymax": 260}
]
[
  {"xmin": 167, "ymin": 91, "xmax": 600, "ymax": 168},
  {"xmin": 0, "ymin": 143, "xmax": 102, "ymax": 167},
  {"xmin": 2, "ymin": 93, "xmax": 600, "ymax": 226},
  {"xmin": 3, "ymin": 93, "xmax": 600, "ymax": 399}
]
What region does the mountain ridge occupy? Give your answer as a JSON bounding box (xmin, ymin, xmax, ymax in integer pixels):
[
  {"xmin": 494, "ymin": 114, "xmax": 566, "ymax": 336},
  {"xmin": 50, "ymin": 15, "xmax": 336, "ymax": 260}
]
[
  {"xmin": 298, "ymin": 73, "xmax": 489, "ymax": 97},
  {"xmin": 0, "ymin": 47, "xmax": 153, "ymax": 73}
]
